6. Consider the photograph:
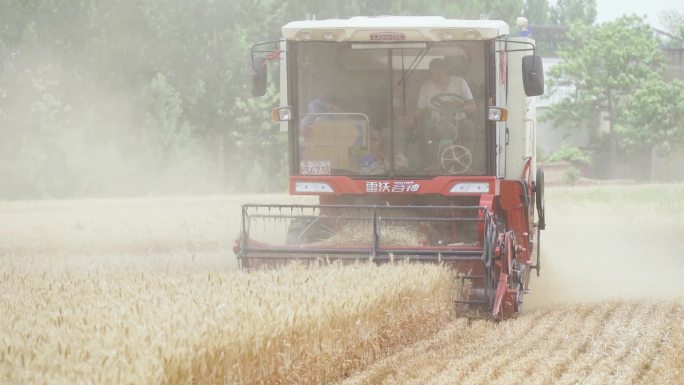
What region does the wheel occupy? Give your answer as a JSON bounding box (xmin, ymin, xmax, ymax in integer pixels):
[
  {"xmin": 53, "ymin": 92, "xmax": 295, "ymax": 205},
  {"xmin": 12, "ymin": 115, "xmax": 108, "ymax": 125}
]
[
  {"xmin": 429, "ymin": 93, "xmax": 466, "ymax": 112},
  {"xmin": 535, "ymin": 168, "xmax": 545, "ymax": 230},
  {"xmin": 440, "ymin": 144, "xmax": 472, "ymax": 174},
  {"xmin": 429, "ymin": 93, "xmax": 467, "ymax": 135},
  {"xmin": 497, "ymin": 233, "xmax": 524, "ymax": 320}
]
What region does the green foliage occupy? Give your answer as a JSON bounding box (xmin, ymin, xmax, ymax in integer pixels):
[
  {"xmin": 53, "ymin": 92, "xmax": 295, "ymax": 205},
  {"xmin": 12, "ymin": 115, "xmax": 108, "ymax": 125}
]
[
  {"xmin": 546, "ymin": 17, "xmax": 666, "ymax": 132},
  {"xmin": 228, "ymin": 86, "xmax": 288, "ymax": 192},
  {"xmin": 659, "ymin": 10, "xmax": 684, "ymax": 48},
  {"xmin": 0, "ymin": 0, "xmax": 525, "ymax": 198},
  {"xmin": 143, "ymin": 73, "xmax": 192, "ymax": 164},
  {"xmin": 546, "ymin": 15, "xmax": 684, "ymax": 161},
  {"xmin": 546, "ymin": 146, "xmax": 591, "ymax": 164},
  {"xmin": 549, "ymin": 0, "xmax": 596, "ymax": 25},
  {"xmin": 523, "ymin": 0, "xmax": 550, "ymax": 24},
  {"xmin": 523, "ymin": 0, "xmax": 596, "ymax": 26},
  {"xmin": 536, "ymin": 145, "xmax": 546, "ymax": 161},
  {"xmin": 563, "ymin": 167, "xmax": 581, "ymax": 184},
  {"xmin": 619, "ymin": 78, "xmax": 684, "ymax": 155},
  {"xmin": 443, "ymin": 0, "xmax": 523, "ymax": 25},
  {"xmin": 660, "ymin": 9, "xmax": 684, "ymax": 38}
]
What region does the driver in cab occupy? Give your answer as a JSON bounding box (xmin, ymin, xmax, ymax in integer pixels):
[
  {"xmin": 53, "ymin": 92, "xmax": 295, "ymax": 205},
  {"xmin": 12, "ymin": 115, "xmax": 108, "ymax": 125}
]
[
  {"xmin": 416, "ymin": 57, "xmax": 475, "ymax": 121},
  {"xmin": 401, "ymin": 57, "xmax": 476, "ymax": 171}
]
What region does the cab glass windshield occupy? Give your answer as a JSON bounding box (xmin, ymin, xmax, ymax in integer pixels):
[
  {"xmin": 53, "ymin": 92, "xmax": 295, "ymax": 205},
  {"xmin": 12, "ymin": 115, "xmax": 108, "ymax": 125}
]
[{"xmin": 294, "ymin": 41, "xmax": 487, "ymax": 177}]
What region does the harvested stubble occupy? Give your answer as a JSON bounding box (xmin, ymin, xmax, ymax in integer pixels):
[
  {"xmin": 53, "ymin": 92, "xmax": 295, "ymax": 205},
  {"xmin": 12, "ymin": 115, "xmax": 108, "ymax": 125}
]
[
  {"xmin": 338, "ymin": 301, "xmax": 684, "ymax": 385},
  {"xmin": 0, "ymin": 262, "xmax": 460, "ymax": 385}
]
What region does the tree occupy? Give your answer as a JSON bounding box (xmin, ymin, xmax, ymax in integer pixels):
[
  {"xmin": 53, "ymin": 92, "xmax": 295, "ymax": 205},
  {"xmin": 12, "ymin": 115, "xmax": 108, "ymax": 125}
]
[
  {"xmin": 547, "ymin": 17, "xmax": 665, "ymax": 128},
  {"xmin": 545, "ymin": 16, "xmax": 667, "ymax": 177},
  {"xmin": 143, "ymin": 73, "xmax": 192, "ymax": 165},
  {"xmin": 619, "ymin": 78, "xmax": 684, "ymax": 155},
  {"xmin": 0, "ymin": 0, "xmax": 537, "ymax": 198},
  {"xmin": 228, "ymin": 86, "xmax": 287, "ymax": 192},
  {"xmin": 550, "ymin": 0, "xmax": 596, "ymax": 26},
  {"xmin": 659, "ymin": 9, "xmax": 684, "ymax": 48},
  {"xmin": 440, "ymin": 0, "xmax": 523, "ymax": 26},
  {"xmin": 523, "ymin": 0, "xmax": 550, "ymax": 25},
  {"xmin": 660, "ymin": 9, "xmax": 684, "ymax": 38}
]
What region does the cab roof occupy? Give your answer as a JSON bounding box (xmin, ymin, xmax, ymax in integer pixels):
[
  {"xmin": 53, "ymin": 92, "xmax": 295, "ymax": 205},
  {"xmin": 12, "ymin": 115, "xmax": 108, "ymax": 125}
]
[{"xmin": 282, "ymin": 16, "xmax": 509, "ymax": 42}]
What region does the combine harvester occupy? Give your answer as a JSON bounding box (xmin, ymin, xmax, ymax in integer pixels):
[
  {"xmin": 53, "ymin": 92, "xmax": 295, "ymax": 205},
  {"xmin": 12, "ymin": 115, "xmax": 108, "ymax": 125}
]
[{"xmin": 235, "ymin": 16, "xmax": 546, "ymax": 320}]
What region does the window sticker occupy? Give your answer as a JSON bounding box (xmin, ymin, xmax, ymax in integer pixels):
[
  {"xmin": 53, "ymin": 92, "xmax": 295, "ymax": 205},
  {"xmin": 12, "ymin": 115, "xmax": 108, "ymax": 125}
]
[{"xmin": 300, "ymin": 160, "xmax": 331, "ymax": 176}]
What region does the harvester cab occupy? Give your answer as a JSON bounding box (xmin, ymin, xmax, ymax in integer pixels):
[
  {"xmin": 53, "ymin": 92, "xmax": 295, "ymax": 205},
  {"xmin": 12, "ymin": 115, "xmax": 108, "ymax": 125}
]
[{"xmin": 237, "ymin": 16, "xmax": 546, "ymax": 320}]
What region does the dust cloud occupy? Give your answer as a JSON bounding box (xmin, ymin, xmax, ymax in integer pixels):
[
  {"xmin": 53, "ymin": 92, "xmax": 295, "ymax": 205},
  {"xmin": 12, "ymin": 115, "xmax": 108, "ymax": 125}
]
[
  {"xmin": 526, "ymin": 185, "xmax": 684, "ymax": 309},
  {"xmin": 0, "ymin": 16, "xmax": 266, "ymax": 201},
  {"xmin": 1, "ymin": 183, "xmax": 681, "ymax": 307},
  {"xmin": 0, "ymin": 52, "xmax": 223, "ymax": 199},
  {"xmin": 0, "ymin": 194, "xmax": 313, "ymax": 273}
]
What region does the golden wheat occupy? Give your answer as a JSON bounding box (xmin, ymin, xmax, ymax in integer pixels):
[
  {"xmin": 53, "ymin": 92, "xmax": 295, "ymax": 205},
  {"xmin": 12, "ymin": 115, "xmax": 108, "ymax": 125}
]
[
  {"xmin": 2, "ymin": 185, "xmax": 684, "ymax": 385},
  {"xmin": 0, "ymin": 261, "xmax": 459, "ymax": 385}
]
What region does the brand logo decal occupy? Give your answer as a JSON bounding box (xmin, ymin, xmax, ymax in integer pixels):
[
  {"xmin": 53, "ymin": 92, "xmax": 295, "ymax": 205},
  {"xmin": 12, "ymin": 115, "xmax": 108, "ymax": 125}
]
[
  {"xmin": 365, "ymin": 181, "xmax": 420, "ymax": 193},
  {"xmin": 370, "ymin": 32, "xmax": 406, "ymax": 41}
]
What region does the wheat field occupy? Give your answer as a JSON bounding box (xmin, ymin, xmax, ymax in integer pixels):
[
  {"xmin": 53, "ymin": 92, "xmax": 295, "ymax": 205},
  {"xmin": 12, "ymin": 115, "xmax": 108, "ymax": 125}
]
[
  {"xmin": 1, "ymin": 185, "xmax": 684, "ymax": 384},
  {"xmin": 1, "ymin": 261, "xmax": 457, "ymax": 385}
]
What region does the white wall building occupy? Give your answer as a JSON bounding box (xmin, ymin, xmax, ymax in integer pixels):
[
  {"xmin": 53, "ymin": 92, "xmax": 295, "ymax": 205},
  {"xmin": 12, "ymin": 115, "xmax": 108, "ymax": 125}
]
[{"xmin": 535, "ymin": 57, "xmax": 593, "ymax": 158}]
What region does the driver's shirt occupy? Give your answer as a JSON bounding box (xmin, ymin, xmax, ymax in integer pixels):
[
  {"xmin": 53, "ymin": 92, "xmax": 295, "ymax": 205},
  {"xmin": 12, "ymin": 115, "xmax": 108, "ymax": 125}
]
[{"xmin": 417, "ymin": 76, "xmax": 473, "ymax": 121}]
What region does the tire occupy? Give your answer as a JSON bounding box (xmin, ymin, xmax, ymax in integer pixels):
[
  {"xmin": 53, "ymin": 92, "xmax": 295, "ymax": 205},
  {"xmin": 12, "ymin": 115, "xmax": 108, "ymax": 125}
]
[{"xmin": 535, "ymin": 168, "xmax": 546, "ymax": 230}]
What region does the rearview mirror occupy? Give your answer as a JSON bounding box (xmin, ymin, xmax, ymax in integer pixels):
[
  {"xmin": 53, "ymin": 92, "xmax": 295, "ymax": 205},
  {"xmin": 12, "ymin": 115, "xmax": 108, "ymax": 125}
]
[
  {"xmin": 251, "ymin": 56, "xmax": 267, "ymax": 97},
  {"xmin": 522, "ymin": 55, "xmax": 544, "ymax": 97}
]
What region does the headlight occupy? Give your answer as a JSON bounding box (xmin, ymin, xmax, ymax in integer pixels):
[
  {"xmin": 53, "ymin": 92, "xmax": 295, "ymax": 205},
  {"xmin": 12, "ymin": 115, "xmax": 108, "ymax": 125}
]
[
  {"xmin": 449, "ymin": 182, "xmax": 490, "ymax": 193},
  {"xmin": 295, "ymin": 182, "xmax": 334, "ymax": 193},
  {"xmin": 487, "ymin": 107, "xmax": 507, "ymax": 121}
]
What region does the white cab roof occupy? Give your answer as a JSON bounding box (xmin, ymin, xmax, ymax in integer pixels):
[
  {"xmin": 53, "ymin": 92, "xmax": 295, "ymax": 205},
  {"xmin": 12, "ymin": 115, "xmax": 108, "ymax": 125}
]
[{"xmin": 282, "ymin": 16, "xmax": 509, "ymax": 42}]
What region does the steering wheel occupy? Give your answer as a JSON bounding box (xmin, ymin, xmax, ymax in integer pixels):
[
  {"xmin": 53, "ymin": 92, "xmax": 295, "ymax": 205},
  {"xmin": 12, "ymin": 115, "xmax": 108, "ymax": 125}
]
[
  {"xmin": 429, "ymin": 93, "xmax": 466, "ymax": 133},
  {"xmin": 429, "ymin": 93, "xmax": 466, "ymax": 113},
  {"xmin": 440, "ymin": 144, "xmax": 472, "ymax": 174}
]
